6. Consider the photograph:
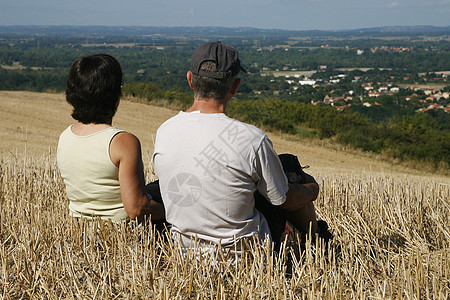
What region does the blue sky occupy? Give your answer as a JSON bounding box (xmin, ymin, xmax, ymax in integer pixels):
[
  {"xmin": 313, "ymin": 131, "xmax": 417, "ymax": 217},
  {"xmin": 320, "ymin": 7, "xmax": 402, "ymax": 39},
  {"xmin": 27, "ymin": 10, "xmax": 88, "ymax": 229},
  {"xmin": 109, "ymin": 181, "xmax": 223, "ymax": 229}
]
[{"xmin": 1, "ymin": 0, "xmax": 449, "ymax": 30}]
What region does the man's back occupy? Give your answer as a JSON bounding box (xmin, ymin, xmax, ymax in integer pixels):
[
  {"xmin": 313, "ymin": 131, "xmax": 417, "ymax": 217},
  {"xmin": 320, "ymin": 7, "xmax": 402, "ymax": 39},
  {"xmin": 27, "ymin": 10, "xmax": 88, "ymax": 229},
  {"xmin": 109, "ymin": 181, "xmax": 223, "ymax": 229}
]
[{"xmin": 153, "ymin": 111, "xmax": 288, "ymax": 248}]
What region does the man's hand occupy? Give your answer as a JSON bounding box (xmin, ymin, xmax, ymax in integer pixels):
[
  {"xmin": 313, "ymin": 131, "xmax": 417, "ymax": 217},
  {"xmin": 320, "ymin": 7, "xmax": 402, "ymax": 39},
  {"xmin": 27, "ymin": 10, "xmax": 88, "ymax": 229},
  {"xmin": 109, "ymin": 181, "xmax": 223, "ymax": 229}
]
[{"xmin": 280, "ymin": 182, "xmax": 319, "ymax": 211}]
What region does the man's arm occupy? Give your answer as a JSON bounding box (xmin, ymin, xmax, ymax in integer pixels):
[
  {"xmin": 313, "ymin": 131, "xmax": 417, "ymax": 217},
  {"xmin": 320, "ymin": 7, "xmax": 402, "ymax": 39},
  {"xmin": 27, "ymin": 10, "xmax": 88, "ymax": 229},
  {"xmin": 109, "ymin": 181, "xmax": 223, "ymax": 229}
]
[
  {"xmin": 280, "ymin": 172, "xmax": 319, "ymax": 211},
  {"xmin": 280, "ymin": 171, "xmax": 319, "ymax": 234},
  {"xmin": 280, "ymin": 182, "xmax": 319, "ymax": 211}
]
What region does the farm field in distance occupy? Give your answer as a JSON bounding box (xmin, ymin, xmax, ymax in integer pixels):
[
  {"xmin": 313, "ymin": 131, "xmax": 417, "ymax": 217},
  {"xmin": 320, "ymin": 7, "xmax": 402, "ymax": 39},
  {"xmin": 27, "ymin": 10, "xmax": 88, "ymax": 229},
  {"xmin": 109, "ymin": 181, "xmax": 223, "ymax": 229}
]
[{"xmin": 0, "ymin": 91, "xmax": 449, "ymax": 298}]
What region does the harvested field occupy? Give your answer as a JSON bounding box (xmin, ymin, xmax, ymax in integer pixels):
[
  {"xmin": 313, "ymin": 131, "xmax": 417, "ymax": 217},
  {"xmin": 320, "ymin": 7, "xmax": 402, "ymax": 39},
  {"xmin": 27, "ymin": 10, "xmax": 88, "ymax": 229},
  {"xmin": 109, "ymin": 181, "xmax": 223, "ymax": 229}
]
[{"xmin": 0, "ymin": 91, "xmax": 449, "ymax": 298}]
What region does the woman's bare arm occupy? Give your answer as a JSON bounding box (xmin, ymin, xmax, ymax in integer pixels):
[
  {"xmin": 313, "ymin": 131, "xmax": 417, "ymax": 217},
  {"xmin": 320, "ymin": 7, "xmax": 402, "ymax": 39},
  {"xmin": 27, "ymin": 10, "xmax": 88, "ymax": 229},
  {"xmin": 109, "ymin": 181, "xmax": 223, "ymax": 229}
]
[{"xmin": 110, "ymin": 132, "xmax": 165, "ymax": 220}]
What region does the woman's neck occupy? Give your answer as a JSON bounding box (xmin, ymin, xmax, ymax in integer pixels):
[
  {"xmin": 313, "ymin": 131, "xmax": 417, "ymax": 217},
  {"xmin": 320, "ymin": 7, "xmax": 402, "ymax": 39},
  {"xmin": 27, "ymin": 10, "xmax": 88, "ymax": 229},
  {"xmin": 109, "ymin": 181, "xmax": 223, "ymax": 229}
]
[{"xmin": 71, "ymin": 122, "xmax": 112, "ymax": 136}]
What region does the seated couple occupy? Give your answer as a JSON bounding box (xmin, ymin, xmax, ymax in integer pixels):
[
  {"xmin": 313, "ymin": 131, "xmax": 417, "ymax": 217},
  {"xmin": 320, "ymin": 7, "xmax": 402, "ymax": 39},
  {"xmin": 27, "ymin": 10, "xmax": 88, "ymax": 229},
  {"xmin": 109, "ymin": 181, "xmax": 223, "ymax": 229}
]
[{"xmin": 57, "ymin": 45, "xmax": 332, "ymax": 253}]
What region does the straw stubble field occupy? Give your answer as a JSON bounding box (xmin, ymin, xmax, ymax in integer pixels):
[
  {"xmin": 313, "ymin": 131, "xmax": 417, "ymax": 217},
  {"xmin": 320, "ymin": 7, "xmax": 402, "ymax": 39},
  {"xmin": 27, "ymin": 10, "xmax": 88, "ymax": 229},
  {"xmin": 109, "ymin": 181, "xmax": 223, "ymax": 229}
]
[{"xmin": 0, "ymin": 91, "xmax": 449, "ymax": 298}]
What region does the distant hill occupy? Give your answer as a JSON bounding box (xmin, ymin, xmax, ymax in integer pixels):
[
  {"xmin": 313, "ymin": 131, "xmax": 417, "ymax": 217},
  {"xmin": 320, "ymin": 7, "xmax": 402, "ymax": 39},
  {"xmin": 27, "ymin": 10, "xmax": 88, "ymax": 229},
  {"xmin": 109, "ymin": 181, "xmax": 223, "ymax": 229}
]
[
  {"xmin": 0, "ymin": 25, "xmax": 449, "ymax": 40},
  {"xmin": 348, "ymin": 25, "xmax": 450, "ymax": 33}
]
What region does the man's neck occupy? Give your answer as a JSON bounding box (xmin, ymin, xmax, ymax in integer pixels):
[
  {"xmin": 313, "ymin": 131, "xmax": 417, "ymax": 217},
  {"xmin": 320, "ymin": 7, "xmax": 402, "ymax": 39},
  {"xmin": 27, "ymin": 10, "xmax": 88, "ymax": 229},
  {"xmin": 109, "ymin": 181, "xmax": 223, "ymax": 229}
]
[{"xmin": 186, "ymin": 98, "xmax": 226, "ymax": 114}]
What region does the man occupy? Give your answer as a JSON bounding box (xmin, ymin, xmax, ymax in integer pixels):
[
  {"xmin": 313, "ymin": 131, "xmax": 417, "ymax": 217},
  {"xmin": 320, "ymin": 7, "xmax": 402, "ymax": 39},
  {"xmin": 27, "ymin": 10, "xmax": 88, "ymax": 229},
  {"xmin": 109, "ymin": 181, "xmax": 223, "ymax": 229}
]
[{"xmin": 153, "ymin": 41, "xmax": 321, "ymax": 251}]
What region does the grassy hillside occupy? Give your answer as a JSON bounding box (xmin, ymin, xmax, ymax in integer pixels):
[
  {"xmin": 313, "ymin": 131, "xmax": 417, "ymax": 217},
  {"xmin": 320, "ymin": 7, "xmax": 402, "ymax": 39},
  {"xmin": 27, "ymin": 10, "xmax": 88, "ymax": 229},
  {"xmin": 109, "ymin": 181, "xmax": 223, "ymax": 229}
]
[
  {"xmin": 0, "ymin": 91, "xmax": 439, "ymax": 178},
  {"xmin": 0, "ymin": 91, "xmax": 449, "ymax": 298}
]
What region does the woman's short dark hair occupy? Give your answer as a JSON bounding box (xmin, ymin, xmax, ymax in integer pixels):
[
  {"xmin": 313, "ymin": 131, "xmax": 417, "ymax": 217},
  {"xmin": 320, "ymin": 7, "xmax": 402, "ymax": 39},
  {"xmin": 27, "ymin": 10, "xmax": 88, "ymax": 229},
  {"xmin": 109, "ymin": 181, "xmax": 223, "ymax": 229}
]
[
  {"xmin": 191, "ymin": 61, "xmax": 236, "ymax": 102},
  {"xmin": 66, "ymin": 54, "xmax": 122, "ymax": 124}
]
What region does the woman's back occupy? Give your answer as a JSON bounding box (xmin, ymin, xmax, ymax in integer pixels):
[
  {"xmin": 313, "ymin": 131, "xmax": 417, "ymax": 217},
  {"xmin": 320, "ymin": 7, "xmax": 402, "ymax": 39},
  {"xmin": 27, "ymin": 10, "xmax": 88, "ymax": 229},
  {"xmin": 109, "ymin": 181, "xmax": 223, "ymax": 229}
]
[{"xmin": 57, "ymin": 125, "xmax": 128, "ymax": 222}]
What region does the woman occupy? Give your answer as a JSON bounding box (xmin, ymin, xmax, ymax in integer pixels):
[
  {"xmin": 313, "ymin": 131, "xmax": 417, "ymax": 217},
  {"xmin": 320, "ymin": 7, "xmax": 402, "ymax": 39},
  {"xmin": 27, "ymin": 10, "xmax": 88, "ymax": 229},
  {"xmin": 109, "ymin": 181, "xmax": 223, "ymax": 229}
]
[{"xmin": 57, "ymin": 54, "xmax": 164, "ymax": 223}]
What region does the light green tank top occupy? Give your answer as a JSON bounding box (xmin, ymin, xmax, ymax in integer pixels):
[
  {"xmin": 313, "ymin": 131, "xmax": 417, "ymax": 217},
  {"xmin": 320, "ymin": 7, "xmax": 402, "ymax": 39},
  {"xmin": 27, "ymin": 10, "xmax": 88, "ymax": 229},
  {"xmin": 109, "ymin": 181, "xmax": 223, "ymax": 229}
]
[{"xmin": 57, "ymin": 125, "xmax": 129, "ymax": 222}]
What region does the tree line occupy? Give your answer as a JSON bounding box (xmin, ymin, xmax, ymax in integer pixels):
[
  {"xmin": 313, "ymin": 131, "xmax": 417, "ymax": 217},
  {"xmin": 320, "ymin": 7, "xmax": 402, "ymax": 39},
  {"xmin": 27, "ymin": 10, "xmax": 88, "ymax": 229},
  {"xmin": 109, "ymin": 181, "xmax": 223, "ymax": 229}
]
[{"xmin": 0, "ymin": 39, "xmax": 449, "ymax": 92}]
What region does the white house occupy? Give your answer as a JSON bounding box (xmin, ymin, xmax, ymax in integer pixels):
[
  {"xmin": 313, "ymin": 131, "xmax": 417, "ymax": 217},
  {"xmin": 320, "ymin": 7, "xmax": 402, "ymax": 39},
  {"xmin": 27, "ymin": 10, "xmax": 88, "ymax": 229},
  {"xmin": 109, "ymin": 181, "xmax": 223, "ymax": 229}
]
[{"xmin": 298, "ymin": 80, "xmax": 316, "ymax": 86}]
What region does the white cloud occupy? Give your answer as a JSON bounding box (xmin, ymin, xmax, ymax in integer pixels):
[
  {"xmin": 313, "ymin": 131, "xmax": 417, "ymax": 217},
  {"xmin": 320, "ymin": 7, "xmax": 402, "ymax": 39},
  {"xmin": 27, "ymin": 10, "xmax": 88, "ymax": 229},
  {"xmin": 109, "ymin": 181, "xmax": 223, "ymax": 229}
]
[{"xmin": 387, "ymin": 2, "xmax": 400, "ymax": 8}]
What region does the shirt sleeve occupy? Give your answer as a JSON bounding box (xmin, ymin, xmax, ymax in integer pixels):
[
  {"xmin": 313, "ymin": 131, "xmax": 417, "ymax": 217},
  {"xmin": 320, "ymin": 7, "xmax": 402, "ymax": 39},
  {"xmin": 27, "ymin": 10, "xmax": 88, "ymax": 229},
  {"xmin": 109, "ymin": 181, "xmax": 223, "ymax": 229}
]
[{"xmin": 253, "ymin": 136, "xmax": 288, "ymax": 206}]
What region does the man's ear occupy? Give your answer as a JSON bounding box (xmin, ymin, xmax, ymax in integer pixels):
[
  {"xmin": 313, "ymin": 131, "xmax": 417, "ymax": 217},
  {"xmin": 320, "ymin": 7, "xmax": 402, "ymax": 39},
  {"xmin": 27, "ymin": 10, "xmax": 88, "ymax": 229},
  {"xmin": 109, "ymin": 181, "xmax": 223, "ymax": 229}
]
[
  {"xmin": 230, "ymin": 78, "xmax": 241, "ymax": 95},
  {"xmin": 187, "ymin": 71, "xmax": 194, "ymax": 89}
]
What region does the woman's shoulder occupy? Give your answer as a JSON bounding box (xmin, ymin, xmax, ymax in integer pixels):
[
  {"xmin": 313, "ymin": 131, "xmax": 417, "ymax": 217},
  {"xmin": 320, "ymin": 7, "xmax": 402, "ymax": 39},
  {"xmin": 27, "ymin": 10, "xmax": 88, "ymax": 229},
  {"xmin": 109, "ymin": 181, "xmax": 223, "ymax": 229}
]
[
  {"xmin": 109, "ymin": 131, "xmax": 142, "ymax": 167},
  {"xmin": 110, "ymin": 131, "xmax": 141, "ymax": 154},
  {"xmin": 112, "ymin": 131, "xmax": 139, "ymax": 144}
]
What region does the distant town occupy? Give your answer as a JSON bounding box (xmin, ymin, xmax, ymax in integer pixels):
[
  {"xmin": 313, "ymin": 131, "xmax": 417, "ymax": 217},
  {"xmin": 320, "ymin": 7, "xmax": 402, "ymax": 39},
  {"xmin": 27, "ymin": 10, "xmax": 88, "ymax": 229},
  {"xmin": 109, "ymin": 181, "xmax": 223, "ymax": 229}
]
[{"xmin": 265, "ymin": 66, "xmax": 449, "ymax": 114}]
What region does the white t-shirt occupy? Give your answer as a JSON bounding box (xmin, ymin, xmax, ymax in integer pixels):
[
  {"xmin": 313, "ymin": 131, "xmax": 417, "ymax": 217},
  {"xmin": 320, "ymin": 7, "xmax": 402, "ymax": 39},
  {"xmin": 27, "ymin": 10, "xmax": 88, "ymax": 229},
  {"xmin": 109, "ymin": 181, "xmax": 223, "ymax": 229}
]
[{"xmin": 153, "ymin": 111, "xmax": 288, "ymax": 248}]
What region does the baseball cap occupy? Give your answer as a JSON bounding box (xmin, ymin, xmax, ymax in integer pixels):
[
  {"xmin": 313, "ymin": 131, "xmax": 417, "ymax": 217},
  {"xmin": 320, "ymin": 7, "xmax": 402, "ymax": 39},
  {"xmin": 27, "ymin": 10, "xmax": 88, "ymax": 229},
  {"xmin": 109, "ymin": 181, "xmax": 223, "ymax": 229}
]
[{"xmin": 190, "ymin": 41, "xmax": 247, "ymax": 79}]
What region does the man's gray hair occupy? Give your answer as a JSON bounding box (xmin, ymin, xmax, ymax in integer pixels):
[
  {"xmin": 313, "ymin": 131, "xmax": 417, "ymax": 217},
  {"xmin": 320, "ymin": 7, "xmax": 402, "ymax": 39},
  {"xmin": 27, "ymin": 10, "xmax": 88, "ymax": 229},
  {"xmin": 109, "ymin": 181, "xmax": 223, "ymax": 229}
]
[{"xmin": 191, "ymin": 61, "xmax": 237, "ymax": 102}]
